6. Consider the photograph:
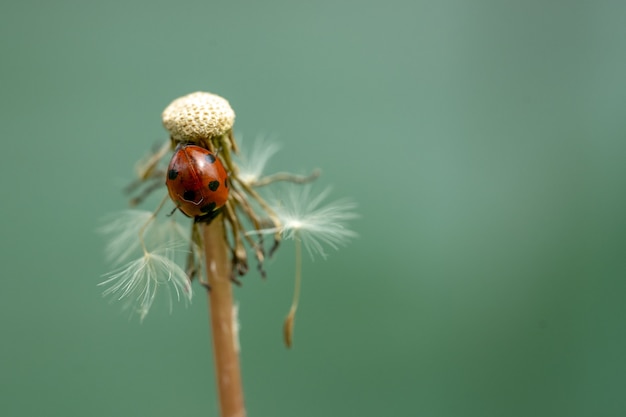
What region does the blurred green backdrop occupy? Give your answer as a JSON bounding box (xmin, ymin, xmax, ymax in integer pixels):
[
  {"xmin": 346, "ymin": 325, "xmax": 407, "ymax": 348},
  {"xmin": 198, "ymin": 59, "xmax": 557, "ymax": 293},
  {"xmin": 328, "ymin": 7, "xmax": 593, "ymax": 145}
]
[{"xmin": 1, "ymin": 1, "xmax": 625, "ymax": 416}]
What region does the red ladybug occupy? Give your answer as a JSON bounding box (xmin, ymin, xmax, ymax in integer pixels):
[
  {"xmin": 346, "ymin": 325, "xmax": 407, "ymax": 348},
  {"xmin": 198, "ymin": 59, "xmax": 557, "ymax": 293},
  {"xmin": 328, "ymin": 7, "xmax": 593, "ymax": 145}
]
[{"xmin": 165, "ymin": 144, "xmax": 229, "ymax": 221}]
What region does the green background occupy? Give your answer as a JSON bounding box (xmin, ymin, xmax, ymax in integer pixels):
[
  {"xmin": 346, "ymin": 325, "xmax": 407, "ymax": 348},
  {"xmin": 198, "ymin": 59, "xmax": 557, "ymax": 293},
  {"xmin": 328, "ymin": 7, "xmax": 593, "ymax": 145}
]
[{"xmin": 1, "ymin": 1, "xmax": 625, "ymax": 416}]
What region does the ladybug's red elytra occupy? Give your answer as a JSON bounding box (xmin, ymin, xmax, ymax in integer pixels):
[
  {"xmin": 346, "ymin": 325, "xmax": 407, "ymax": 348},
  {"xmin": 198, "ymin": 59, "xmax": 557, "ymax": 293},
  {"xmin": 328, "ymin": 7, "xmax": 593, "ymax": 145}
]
[{"xmin": 165, "ymin": 144, "xmax": 229, "ymax": 221}]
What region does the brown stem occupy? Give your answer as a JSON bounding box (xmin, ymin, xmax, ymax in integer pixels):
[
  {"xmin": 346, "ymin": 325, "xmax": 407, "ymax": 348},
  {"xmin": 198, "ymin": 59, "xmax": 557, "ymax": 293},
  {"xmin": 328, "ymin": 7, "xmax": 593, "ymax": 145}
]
[
  {"xmin": 202, "ymin": 215, "xmax": 246, "ymax": 417},
  {"xmin": 252, "ymin": 169, "xmax": 321, "ymax": 188}
]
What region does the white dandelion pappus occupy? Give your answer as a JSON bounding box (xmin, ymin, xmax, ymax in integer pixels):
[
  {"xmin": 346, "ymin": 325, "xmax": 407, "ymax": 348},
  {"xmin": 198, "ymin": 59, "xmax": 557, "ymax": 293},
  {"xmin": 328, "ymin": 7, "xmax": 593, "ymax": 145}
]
[
  {"xmin": 99, "ymin": 249, "xmax": 192, "ymax": 322},
  {"xmin": 258, "ymin": 186, "xmax": 357, "ymax": 347},
  {"xmin": 148, "ymin": 215, "xmax": 197, "ymax": 264},
  {"xmin": 270, "ymin": 186, "xmax": 358, "ymax": 259},
  {"xmin": 97, "ymin": 210, "xmax": 154, "ymax": 265},
  {"xmin": 234, "ymin": 134, "xmax": 280, "ymax": 185}
]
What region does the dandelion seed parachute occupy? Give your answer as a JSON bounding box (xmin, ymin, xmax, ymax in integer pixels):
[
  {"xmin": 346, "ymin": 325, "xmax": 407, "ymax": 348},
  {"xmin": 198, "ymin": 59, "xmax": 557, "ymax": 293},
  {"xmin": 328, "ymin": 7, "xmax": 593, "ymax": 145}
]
[
  {"xmin": 97, "ymin": 210, "xmax": 153, "ymax": 265},
  {"xmin": 270, "ymin": 186, "xmax": 358, "ymax": 259},
  {"xmin": 235, "ymin": 135, "xmax": 281, "ymax": 185},
  {"xmin": 99, "ymin": 250, "xmax": 192, "ymax": 322},
  {"xmin": 249, "ymin": 185, "xmax": 357, "ymax": 347}
]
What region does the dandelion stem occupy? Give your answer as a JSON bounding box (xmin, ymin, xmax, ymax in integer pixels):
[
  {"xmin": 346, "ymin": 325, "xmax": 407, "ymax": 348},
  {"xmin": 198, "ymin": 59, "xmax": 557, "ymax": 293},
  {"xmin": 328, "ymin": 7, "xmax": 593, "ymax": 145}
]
[
  {"xmin": 202, "ymin": 215, "xmax": 246, "ymax": 417},
  {"xmin": 293, "ymin": 236, "xmax": 302, "ymax": 314},
  {"xmin": 283, "ymin": 236, "xmax": 302, "ymax": 348}
]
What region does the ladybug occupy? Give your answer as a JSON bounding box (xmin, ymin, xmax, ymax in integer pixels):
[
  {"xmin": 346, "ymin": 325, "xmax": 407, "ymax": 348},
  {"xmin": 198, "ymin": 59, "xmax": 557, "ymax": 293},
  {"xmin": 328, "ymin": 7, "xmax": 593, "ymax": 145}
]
[{"xmin": 165, "ymin": 144, "xmax": 229, "ymax": 221}]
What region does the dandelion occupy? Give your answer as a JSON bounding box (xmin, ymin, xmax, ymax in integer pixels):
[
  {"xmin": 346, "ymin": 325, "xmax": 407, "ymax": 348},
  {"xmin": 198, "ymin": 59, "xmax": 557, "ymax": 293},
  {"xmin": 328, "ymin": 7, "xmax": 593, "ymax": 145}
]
[{"xmin": 100, "ymin": 91, "xmax": 356, "ymax": 417}]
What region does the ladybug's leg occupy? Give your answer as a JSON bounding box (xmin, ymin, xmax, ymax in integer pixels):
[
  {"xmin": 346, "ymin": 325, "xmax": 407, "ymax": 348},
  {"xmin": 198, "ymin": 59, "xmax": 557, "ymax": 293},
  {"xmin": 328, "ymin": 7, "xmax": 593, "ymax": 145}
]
[{"xmin": 194, "ymin": 206, "xmax": 223, "ymax": 224}]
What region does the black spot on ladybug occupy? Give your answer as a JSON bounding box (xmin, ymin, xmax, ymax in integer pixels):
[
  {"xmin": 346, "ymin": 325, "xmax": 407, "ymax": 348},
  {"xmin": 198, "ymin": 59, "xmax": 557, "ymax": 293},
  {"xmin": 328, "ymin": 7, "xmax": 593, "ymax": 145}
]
[
  {"xmin": 208, "ymin": 180, "xmax": 220, "ymax": 191},
  {"xmin": 224, "ymin": 178, "xmax": 229, "ymax": 188},
  {"xmin": 183, "ymin": 190, "xmax": 196, "ymax": 201},
  {"xmin": 168, "ymin": 169, "xmax": 178, "ymax": 180},
  {"xmin": 200, "ymin": 202, "xmax": 217, "ymax": 213},
  {"xmin": 206, "ymin": 154, "xmax": 216, "ymax": 164}
]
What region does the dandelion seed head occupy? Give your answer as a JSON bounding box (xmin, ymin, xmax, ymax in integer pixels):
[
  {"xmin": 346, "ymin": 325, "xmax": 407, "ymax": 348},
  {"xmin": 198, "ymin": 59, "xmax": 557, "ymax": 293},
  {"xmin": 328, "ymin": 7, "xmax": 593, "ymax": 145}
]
[{"xmin": 162, "ymin": 91, "xmax": 235, "ymax": 144}]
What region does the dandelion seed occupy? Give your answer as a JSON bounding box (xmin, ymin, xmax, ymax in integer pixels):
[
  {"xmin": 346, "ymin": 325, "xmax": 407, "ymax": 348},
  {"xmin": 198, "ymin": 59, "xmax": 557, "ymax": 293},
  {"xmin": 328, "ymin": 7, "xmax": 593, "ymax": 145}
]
[
  {"xmin": 253, "ymin": 186, "xmax": 357, "ymax": 348},
  {"xmin": 235, "ymin": 135, "xmax": 280, "ymax": 185},
  {"xmin": 272, "ymin": 186, "xmax": 358, "ymax": 259},
  {"xmin": 99, "ymin": 250, "xmax": 192, "ymax": 321},
  {"xmin": 149, "ymin": 215, "xmax": 190, "ymax": 246},
  {"xmin": 97, "ymin": 210, "xmax": 154, "ymax": 265},
  {"xmin": 148, "ymin": 215, "xmax": 196, "ymax": 264}
]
